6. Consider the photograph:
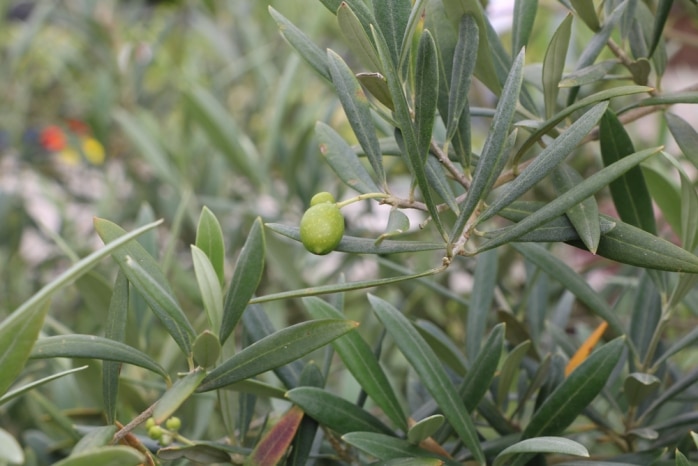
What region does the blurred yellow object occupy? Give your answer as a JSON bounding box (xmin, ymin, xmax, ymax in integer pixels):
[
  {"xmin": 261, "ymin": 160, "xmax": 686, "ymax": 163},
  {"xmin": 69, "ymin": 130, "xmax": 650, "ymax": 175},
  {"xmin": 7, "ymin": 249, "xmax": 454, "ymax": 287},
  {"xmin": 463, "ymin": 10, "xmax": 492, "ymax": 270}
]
[
  {"xmin": 58, "ymin": 148, "xmax": 81, "ymax": 166},
  {"xmin": 565, "ymin": 321, "xmax": 609, "ymax": 377},
  {"xmin": 82, "ymin": 137, "xmax": 106, "ymax": 165}
]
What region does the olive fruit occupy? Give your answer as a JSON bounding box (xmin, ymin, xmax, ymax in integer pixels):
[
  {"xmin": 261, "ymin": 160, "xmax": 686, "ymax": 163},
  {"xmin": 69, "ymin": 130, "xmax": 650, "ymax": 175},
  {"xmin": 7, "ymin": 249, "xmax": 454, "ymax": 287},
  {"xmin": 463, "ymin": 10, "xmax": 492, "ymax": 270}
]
[
  {"xmin": 310, "ymin": 191, "xmax": 336, "ymax": 206},
  {"xmin": 300, "ymin": 201, "xmax": 345, "ymax": 255}
]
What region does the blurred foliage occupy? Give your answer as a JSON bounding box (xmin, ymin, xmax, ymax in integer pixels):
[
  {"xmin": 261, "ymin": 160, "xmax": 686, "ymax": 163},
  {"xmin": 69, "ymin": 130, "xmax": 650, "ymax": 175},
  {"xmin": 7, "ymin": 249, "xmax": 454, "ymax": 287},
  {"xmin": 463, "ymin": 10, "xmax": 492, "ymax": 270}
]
[{"xmin": 2, "ymin": 0, "xmax": 698, "ymax": 465}]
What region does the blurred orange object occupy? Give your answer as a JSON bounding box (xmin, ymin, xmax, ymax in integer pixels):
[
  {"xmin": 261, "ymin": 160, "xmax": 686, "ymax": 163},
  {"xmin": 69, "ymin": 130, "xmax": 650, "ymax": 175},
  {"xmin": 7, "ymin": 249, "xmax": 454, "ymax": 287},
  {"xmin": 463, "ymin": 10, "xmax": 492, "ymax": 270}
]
[
  {"xmin": 39, "ymin": 125, "xmax": 67, "ymax": 152},
  {"xmin": 565, "ymin": 321, "xmax": 609, "ymax": 377}
]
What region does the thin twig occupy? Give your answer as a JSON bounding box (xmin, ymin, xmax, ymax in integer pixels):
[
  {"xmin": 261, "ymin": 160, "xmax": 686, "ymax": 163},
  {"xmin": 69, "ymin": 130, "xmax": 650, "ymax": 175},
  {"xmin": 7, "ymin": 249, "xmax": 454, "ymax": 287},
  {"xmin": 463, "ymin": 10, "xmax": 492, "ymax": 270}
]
[{"xmin": 429, "ymin": 140, "xmax": 471, "ymax": 189}]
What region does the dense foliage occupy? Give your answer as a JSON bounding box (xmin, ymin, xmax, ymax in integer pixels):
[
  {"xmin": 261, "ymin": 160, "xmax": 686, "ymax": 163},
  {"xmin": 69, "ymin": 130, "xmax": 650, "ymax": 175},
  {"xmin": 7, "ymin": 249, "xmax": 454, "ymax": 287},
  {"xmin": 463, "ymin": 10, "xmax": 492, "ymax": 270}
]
[{"xmin": 2, "ymin": 1, "xmax": 698, "ymax": 465}]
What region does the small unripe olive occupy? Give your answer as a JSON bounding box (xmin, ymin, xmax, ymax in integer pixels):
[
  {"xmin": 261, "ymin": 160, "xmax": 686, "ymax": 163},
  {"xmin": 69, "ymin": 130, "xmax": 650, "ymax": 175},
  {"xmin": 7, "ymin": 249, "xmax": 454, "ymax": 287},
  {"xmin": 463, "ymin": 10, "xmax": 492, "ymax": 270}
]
[
  {"xmin": 310, "ymin": 191, "xmax": 336, "ymax": 206},
  {"xmin": 165, "ymin": 416, "xmax": 182, "ymax": 431},
  {"xmin": 145, "ymin": 417, "xmax": 156, "ymax": 430},
  {"xmin": 148, "ymin": 425, "xmax": 164, "ymax": 440},
  {"xmin": 300, "ymin": 202, "xmax": 345, "ymax": 255}
]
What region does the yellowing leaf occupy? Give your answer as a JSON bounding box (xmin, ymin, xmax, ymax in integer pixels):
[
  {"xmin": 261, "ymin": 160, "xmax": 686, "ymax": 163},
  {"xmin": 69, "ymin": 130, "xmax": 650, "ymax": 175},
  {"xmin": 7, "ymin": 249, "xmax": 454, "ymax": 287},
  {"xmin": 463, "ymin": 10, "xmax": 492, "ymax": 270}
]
[{"xmin": 565, "ymin": 321, "xmax": 608, "ymax": 377}]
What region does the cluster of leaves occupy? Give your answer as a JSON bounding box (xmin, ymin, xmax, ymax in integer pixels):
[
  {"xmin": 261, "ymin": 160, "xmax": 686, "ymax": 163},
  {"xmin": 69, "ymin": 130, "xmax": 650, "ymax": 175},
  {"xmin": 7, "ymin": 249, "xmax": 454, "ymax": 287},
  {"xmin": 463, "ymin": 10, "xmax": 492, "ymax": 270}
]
[{"xmin": 3, "ymin": 0, "xmax": 698, "ymax": 465}]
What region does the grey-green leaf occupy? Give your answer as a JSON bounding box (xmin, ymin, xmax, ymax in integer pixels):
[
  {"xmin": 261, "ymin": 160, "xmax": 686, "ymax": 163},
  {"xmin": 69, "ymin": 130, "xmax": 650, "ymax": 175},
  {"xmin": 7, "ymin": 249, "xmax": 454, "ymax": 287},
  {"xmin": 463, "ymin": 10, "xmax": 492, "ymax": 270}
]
[
  {"xmin": 446, "ymin": 15, "xmax": 478, "ymax": 144},
  {"xmin": 415, "ymin": 30, "xmax": 439, "ymax": 169},
  {"xmin": 103, "ymin": 271, "xmax": 128, "ymax": 424},
  {"xmin": 369, "ymin": 295, "xmax": 485, "ymax": 465},
  {"xmin": 199, "ymin": 319, "xmax": 358, "ymax": 392},
  {"xmin": 219, "ymin": 217, "xmax": 265, "ymax": 344},
  {"xmin": 542, "ymin": 14, "xmax": 572, "ymax": 119},
  {"xmin": 494, "ymin": 437, "xmax": 589, "ymax": 466},
  {"xmin": 338, "ymin": 2, "xmax": 382, "ymax": 72},
  {"xmin": 153, "ymin": 368, "xmax": 207, "ymax": 423},
  {"xmin": 512, "ymin": 0, "xmax": 538, "ymax": 53},
  {"xmin": 666, "ymin": 112, "xmax": 698, "ymax": 170},
  {"xmin": 373, "ymin": 0, "xmax": 411, "ymax": 67},
  {"xmin": 342, "ymin": 432, "xmax": 452, "ymax": 463},
  {"xmin": 30, "ymin": 335, "xmax": 168, "ymax": 380},
  {"xmin": 195, "ymin": 206, "xmax": 225, "ymax": 287}
]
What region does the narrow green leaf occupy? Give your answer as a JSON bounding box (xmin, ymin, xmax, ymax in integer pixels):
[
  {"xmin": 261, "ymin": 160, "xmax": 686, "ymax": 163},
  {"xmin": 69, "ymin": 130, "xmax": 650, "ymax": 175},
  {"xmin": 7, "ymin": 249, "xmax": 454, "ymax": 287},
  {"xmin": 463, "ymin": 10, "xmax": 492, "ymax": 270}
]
[
  {"xmin": 494, "ymin": 437, "xmax": 589, "ymax": 466},
  {"xmin": 315, "ymin": 121, "xmax": 380, "ymax": 195},
  {"xmin": 372, "ymin": 25, "xmax": 445, "ymax": 236},
  {"xmin": 512, "ymin": 0, "xmax": 538, "ymax": 53},
  {"xmin": 54, "ymin": 446, "xmax": 145, "ymax": 466},
  {"xmin": 103, "ymin": 271, "xmax": 128, "ymax": 424},
  {"xmin": 416, "ymin": 320, "xmax": 468, "ymax": 377},
  {"xmin": 497, "ymin": 341, "xmax": 531, "ymax": 408},
  {"xmin": 628, "ymin": 91, "xmax": 698, "ymax": 108},
  {"xmin": 0, "ymin": 428, "xmax": 23, "ymax": 465},
  {"xmin": 369, "ymin": 295, "xmax": 485, "ymax": 465},
  {"xmin": 649, "ymin": 0, "xmax": 673, "ymax": 57},
  {"xmin": 184, "ymin": 85, "xmax": 262, "ymax": 186},
  {"xmin": 415, "ymin": 30, "xmax": 439, "ymax": 168},
  {"xmin": 373, "ymin": 0, "xmax": 411, "ymax": 67},
  {"xmin": 266, "ymin": 222, "xmax": 445, "ymax": 254},
  {"xmin": 642, "ymin": 164, "xmax": 682, "ymax": 236},
  {"xmin": 451, "ymin": 49, "xmax": 525, "ymax": 242},
  {"xmin": 600, "ymin": 109, "xmax": 656, "ymax": 234},
  {"xmin": 327, "ymin": 49, "xmax": 385, "ymax": 184},
  {"xmin": 446, "ymin": 14, "xmax": 478, "ymax": 146},
  {"xmin": 513, "ymin": 243, "xmax": 625, "ymax": 337},
  {"xmin": 460, "ymin": 323, "xmax": 504, "ymax": 411},
  {"xmin": 303, "ymin": 297, "xmax": 407, "ymax": 430},
  {"xmin": 577, "ymin": 215, "xmax": 698, "ymax": 273},
  {"xmin": 666, "ymin": 112, "xmax": 698, "ymax": 172},
  {"xmin": 551, "ymin": 164, "xmax": 601, "ymax": 254},
  {"xmin": 338, "ymin": 3, "xmax": 382, "ymax": 72},
  {"xmin": 675, "ymin": 450, "xmax": 691, "ymax": 466},
  {"xmin": 478, "ymin": 146, "xmax": 661, "ymax": 252},
  {"xmin": 569, "ymin": 0, "xmax": 600, "ymax": 30},
  {"xmin": 357, "ymin": 72, "xmax": 394, "ymax": 110},
  {"xmin": 1, "ymin": 219, "xmax": 161, "ymax": 398},
  {"xmin": 220, "ymin": 217, "xmax": 265, "ymax": 344},
  {"xmin": 268, "ymin": 6, "xmax": 330, "ymax": 81},
  {"xmin": 642, "ymin": 367, "xmax": 698, "ymax": 420},
  {"xmin": 407, "ymin": 415, "xmax": 445, "ymax": 444},
  {"xmin": 286, "ymin": 387, "xmax": 393, "ymax": 435},
  {"xmin": 199, "ymin": 319, "xmax": 358, "ymax": 392},
  {"xmin": 559, "ymin": 60, "xmax": 616, "ymax": 88},
  {"xmin": 629, "ymin": 273, "xmax": 661, "ymax": 364},
  {"xmin": 0, "ymin": 366, "xmax": 88, "ymax": 407},
  {"xmin": 680, "ymin": 170, "xmax": 698, "ymax": 252},
  {"xmin": 652, "ymin": 326, "xmax": 698, "ymax": 370},
  {"xmin": 288, "ymin": 366, "xmax": 322, "ymax": 466},
  {"xmin": 95, "ymin": 218, "xmax": 195, "ymax": 356},
  {"xmin": 73, "ymin": 426, "xmax": 119, "ymax": 455},
  {"xmin": 153, "ymin": 368, "xmax": 207, "ymax": 424},
  {"xmin": 624, "ymin": 373, "xmax": 660, "ymax": 407},
  {"xmin": 192, "ymin": 245, "xmax": 224, "ymax": 335},
  {"xmin": 522, "ymin": 338, "xmax": 624, "ymax": 439},
  {"xmin": 30, "ymin": 335, "xmax": 168, "ymax": 380},
  {"xmin": 479, "ymin": 102, "xmax": 608, "ymax": 225},
  {"xmin": 516, "ymin": 85, "xmax": 652, "ymax": 164},
  {"xmin": 0, "ymin": 299, "xmax": 48, "ymax": 399},
  {"xmin": 467, "ymin": 249, "xmax": 498, "ymax": 360},
  {"xmin": 542, "ymin": 14, "xmax": 573, "ymax": 119},
  {"xmin": 342, "ymin": 432, "xmax": 452, "ymax": 463},
  {"xmin": 195, "ymin": 206, "xmax": 225, "ymax": 286}
]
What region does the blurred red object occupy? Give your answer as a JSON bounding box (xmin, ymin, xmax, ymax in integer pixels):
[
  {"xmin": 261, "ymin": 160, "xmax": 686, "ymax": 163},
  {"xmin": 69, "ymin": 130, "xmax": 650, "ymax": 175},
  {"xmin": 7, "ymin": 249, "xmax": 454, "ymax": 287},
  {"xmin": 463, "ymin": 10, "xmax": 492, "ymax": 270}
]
[{"xmin": 39, "ymin": 126, "xmax": 67, "ymax": 152}]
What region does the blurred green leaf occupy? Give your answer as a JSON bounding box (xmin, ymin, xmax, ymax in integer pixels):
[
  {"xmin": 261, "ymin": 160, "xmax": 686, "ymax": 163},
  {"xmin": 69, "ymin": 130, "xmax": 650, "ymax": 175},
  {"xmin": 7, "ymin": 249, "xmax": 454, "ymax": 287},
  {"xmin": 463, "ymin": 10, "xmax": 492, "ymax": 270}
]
[
  {"xmin": 415, "ymin": 30, "xmax": 439, "ymax": 168},
  {"xmin": 342, "ymin": 432, "xmax": 452, "ymax": 463},
  {"xmin": 286, "ymin": 387, "xmax": 393, "ymax": 435},
  {"xmin": 315, "ymin": 121, "xmax": 381, "ymax": 194},
  {"xmin": 467, "ymin": 249, "xmax": 498, "ymax": 360},
  {"xmin": 675, "ymin": 450, "xmax": 691, "ymax": 466},
  {"xmin": 478, "ymin": 146, "xmax": 661, "ymax": 252},
  {"xmin": 153, "ymin": 367, "xmax": 206, "ymax": 424},
  {"xmin": 195, "ymin": 206, "xmax": 225, "ymax": 287},
  {"xmin": 446, "ymin": 14, "xmax": 478, "ymax": 147},
  {"xmin": 303, "ymin": 297, "xmax": 407, "ymax": 430},
  {"xmin": 666, "ymin": 112, "xmax": 698, "ymax": 170},
  {"xmin": 559, "ymin": 60, "xmax": 616, "ymax": 88},
  {"xmin": 369, "ymin": 294, "xmax": 485, "ymax": 465},
  {"xmin": 628, "ymin": 91, "xmax": 698, "ymax": 108},
  {"xmin": 416, "ymin": 320, "xmax": 468, "ymax": 377},
  {"xmin": 268, "ymin": 6, "xmax": 330, "ymax": 81},
  {"xmin": 451, "ymin": 49, "xmax": 525, "ymax": 242},
  {"xmin": 158, "ymin": 443, "xmax": 233, "ymax": 463},
  {"xmin": 266, "ymin": 223, "xmax": 444, "ymax": 254},
  {"xmin": 183, "ymin": 85, "xmax": 262, "ymax": 186},
  {"xmin": 72, "ymin": 426, "xmax": 117, "ymax": 455},
  {"xmin": 327, "ymin": 49, "xmax": 385, "ymax": 185},
  {"xmin": 494, "ymin": 436, "xmax": 589, "ymax": 466},
  {"xmin": 357, "ymin": 72, "xmax": 395, "ymax": 110},
  {"xmin": 54, "ymin": 446, "xmax": 145, "ymax": 466},
  {"xmin": 0, "ymin": 427, "xmax": 23, "ymax": 465},
  {"xmin": 407, "ymin": 414, "xmax": 445, "ymax": 444},
  {"xmin": 192, "ymin": 245, "xmax": 224, "ymax": 335},
  {"xmin": 460, "ymin": 323, "xmax": 505, "ymax": 411},
  {"xmin": 642, "ymin": 164, "xmax": 682, "ymax": 236},
  {"xmin": 649, "ymin": 0, "xmax": 673, "ymax": 57},
  {"xmin": 30, "ymin": 335, "xmax": 168, "ymax": 380},
  {"xmin": 551, "ymin": 164, "xmax": 601, "ymax": 253},
  {"xmin": 192, "ymin": 330, "xmax": 221, "ymax": 369},
  {"xmin": 569, "ymin": 0, "xmax": 599, "ymax": 30},
  {"xmin": 624, "ymin": 373, "xmax": 660, "ymax": 407},
  {"xmin": 497, "ymin": 341, "xmax": 531, "ymax": 408},
  {"xmin": 512, "ymin": 0, "xmax": 538, "ymax": 53},
  {"xmin": 102, "ymin": 271, "xmax": 128, "ymax": 424},
  {"xmin": 220, "ymin": 217, "xmax": 265, "ymax": 345},
  {"xmin": 95, "ymin": 218, "xmax": 195, "ymax": 356},
  {"xmin": 542, "ymin": 14, "xmax": 572, "ymax": 119},
  {"xmin": 338, "ymin": 3, "xmax": 382, "ymax": 72},
  {"xmin": 373, "ymin": 0, "xmax": 411, "ymax": 68},
  {"xmin": 199, "ymin": 319, "xmax": 358, "ymax": 391},
  {"xmin": 600, "ymin": 109, "xmax": 656, "ymax": 234},
  {"xmin": 0, "ymin": 365, "xmax": 88, "ymax": 407},
  {"xmin": 479, "ymin": 102, "xmax": 608, "ymax": 225},
  {"xmin": 376, "ymin": 209, "xmax": 411, "ymax": 244},
  {"xmin": 522, "ymin": 338, "xmax": 624, "ymax": 439}
]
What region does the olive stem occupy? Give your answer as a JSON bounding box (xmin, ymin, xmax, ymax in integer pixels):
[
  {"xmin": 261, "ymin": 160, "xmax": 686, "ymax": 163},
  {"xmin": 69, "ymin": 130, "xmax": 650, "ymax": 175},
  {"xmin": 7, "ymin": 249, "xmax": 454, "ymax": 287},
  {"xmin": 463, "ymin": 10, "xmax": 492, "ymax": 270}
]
[{"xmin": 335, "ymin": 192, "xmax": 390, "ymax": 209}]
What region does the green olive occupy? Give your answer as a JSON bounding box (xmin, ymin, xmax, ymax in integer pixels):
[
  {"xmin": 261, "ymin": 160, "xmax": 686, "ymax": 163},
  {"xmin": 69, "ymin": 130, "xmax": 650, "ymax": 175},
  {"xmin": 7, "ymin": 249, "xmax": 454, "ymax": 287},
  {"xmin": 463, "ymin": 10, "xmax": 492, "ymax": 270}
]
[
  {"xmin": 300, "ymin": 202, "xmax": 345, "ymax": 255},
  {"xmin": 310, "ymin": 191, "xmax": 336, "ymax": 206}
]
